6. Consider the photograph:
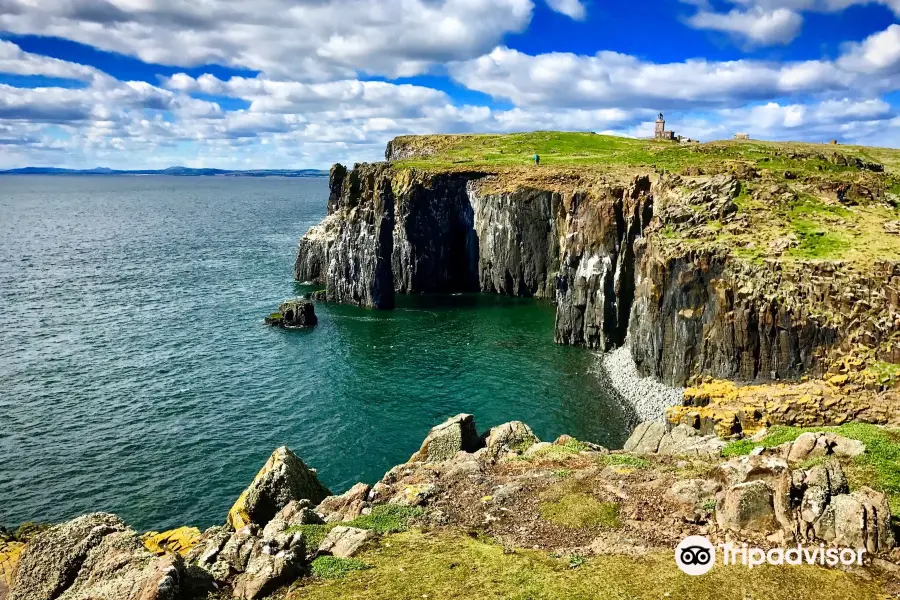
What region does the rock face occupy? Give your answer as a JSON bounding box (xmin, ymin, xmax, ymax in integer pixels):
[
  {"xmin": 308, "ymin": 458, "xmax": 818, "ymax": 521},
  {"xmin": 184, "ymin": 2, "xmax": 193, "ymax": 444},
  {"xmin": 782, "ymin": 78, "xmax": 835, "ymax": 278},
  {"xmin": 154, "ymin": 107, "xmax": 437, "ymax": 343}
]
[
  {"xmin": 409, "ymin": 414, "xmax": 483, "ymax": 463},
  {"xmin": 9, "ymin": 513, "xmax": 186, "ymax": 600},
  {"xmin": 228, "ymin": 446, "xmax": 331, "ymax": 530},
  {"xmin": 296, "ymin": 158, "xmax": 900, "ymax": 386},
  {"xmin": 317, "ymin": 527, "xmax": 375, "ymax": 558},
  {"xmin": 265, "ymin": 299, "xmax": 317, "ymax": 328},
  {"xmin": 316, "ymin": 483, "xmax": 371, "ymax": 522},
  {"xmin": 623, "ymin": 422, "xmax": 725, "ymax": 458}
]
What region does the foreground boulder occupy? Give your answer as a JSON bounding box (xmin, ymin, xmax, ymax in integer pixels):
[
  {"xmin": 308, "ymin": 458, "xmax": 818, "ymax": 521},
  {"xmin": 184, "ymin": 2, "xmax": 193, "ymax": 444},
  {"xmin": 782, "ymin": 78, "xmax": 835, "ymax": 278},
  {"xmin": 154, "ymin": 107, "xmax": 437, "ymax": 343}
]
[
  {"xmin": 623, "ymin": 422, "xmax": 725, "ymax": 458},
  {"xmin": 318, "ymin": 526, "xmax": 375, "ymax": 558},
  {"xmin": 265, "ymin": 299, "xmax": 317, "ymax": 328},
  {"xmin": 228, "ymin": 446, "xmax": 331, "ymax": 530},
  {"xmin": 316, "ymin": 483, "xmax": 371, "ymax": 522},
  {"xmin": 484, "ymin": 421, "xmax": 539, "ymax": 457},
  {"xmin": 10, "ymin": 513, "xmax": 186, "ymax": 600},
  {"xmin": 409, "ymin": 414, "xmax": 482, "ymax": 463}
]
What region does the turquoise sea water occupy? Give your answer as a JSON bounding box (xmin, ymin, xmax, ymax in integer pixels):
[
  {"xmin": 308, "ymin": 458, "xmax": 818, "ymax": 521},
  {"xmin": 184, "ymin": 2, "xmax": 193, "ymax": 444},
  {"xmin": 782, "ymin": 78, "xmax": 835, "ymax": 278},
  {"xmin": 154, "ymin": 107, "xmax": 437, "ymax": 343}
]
[{"xmin": 0, "ymin": 176, "xmax": 630, "ymax": 532}]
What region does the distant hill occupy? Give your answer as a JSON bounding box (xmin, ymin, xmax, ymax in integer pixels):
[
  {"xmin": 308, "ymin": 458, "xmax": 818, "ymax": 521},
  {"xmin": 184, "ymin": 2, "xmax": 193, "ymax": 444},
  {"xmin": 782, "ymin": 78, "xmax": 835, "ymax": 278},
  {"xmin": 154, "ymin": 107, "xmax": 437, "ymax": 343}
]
[{"xmin": 0, "ymin": 166, "xmax": 329, "ymax": 177}]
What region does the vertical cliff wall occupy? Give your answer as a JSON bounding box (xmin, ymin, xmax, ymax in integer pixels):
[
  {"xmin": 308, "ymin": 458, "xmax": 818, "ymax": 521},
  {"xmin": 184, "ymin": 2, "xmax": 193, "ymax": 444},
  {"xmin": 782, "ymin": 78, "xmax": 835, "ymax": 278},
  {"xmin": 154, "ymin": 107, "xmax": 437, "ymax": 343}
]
[{"xmin": 295, "ymin": 163, "xmax": 900, "ymax": 387}]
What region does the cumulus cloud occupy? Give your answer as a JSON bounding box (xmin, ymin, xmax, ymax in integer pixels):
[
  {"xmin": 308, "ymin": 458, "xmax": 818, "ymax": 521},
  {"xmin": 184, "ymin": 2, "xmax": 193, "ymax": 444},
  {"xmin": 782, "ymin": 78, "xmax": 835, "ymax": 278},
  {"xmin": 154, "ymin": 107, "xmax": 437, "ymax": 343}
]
[
  {"xmin": 686, "ymin": 7, "xmax": 803, "ymax": 45},
  {"xmin": 0, "ymin": 40, "xmax": 107, "ymax": 83},
  {"xmin": 545, "ymin": 0, "xmax": 588, "ymax": 20},
  {"xmin": 449, "ymin": 24, "xmax": 900, "ymax": 109},
  {"xmin": 682, "ymin": 0, "xmax": 900, "ymax": 46},
  {"xmin": 0, "ymin": 0, "xmax": 535, "ymax": 79}
]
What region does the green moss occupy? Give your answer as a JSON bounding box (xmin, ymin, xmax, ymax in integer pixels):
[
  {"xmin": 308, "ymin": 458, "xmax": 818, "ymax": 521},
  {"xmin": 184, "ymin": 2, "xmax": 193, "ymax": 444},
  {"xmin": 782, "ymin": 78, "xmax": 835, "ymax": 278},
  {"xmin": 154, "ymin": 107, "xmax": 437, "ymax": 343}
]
[
  {"xmin": 286, "ymin": 523, "xmax": 336, "ymax": 549},
  {"xmin": 345, "ymin": 505, "xmax": 424, "ymax": 534},
  {"xmin": 539, "ymin": 493, "xmax": 621, "ymax": 529},
  {"xmin": 310, "ymin": 556, "xmax": 371, "ymax": 579},
  {"xmin": 553, "ymin": 469, "xmax": 572, "ymax": 479},
  {"xmin": 721, "ymin": 424, "xmax": 900, "ymax": 513},
  {"xmin": 293, "ymin": 531, "xmax": 888, "ymax": 599},
  {"xmin": 598, "ymin": 454, "xmax": 651, "ymax": 469}
]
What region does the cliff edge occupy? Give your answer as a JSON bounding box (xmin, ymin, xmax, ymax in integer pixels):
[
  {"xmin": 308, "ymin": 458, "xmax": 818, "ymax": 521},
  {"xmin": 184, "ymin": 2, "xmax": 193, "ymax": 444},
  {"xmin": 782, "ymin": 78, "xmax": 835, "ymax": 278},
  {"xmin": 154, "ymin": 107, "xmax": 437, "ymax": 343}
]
[{"xmin": 295, "ymin": 132, "xmax": 900, "ymax": 430}]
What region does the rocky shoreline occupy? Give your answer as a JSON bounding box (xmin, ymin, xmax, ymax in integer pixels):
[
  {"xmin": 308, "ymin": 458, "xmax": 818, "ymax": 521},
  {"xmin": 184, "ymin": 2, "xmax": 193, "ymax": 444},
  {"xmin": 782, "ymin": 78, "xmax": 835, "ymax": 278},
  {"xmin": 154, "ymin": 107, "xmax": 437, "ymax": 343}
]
[
  {"xmin": 3, "ymin": 414, "xmax": 898, "ymax": 599},
  {"xmin": 595, "ymin": 344, "xmax": 685, "ymax": 423}
]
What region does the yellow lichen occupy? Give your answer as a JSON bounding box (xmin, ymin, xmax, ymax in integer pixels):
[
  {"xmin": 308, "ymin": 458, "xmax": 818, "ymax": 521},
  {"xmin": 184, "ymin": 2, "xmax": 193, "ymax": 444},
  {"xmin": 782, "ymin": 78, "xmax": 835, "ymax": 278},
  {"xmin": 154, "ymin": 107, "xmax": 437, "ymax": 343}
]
[
  {"xmin": 228, "ymin": 448, "xmax": 285, "ymax": 530},
  {"xmin": 0, "ymin": 540, "xmax": 24, "ymax": 588},
  {"xmin": 141, "ymin": 526, "xmax": 202, "ymax": 556}
]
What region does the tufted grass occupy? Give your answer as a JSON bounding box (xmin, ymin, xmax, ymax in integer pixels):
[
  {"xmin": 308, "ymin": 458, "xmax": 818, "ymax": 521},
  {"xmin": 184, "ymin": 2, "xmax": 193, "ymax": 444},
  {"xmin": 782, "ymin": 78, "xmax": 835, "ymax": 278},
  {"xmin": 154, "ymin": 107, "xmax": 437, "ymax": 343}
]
[
  {"xmin": 721, "ymin": 424, "xmax": 900, "ymax": 513},
  {"xmin": 345, "ymin": 505, "xmax": 424, "ymax": 534},
  {"xmin": 539, "ymin": 493, "xmax": 621, "ymax": 529},
  {"xmin": 310, "ymin": 555, "xmax": 371, "ymax": 579},
  {"xmin": 291, "ymin": 530, "xmax": 890, "ymax": 599}
]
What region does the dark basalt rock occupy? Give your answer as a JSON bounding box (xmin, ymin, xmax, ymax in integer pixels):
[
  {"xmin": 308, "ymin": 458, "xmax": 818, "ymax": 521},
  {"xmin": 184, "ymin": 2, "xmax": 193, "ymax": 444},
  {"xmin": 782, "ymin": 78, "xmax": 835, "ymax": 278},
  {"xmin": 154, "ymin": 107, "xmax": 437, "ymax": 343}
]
[
  {"xmin": 294, "ymin": 162, "xmax": 900, "ymax": 386},
  {"xmin": 265, "ymin": 299, "xmax": 317, "ymax": 328}
]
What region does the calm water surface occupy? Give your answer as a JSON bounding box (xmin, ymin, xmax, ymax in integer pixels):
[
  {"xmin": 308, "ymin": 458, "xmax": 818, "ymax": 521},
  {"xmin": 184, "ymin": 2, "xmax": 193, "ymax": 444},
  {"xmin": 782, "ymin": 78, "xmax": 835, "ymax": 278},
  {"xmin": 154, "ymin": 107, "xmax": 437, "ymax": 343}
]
[{"xmin": 0, "ymin": 176, "xmax": 630, "ymax": 531}]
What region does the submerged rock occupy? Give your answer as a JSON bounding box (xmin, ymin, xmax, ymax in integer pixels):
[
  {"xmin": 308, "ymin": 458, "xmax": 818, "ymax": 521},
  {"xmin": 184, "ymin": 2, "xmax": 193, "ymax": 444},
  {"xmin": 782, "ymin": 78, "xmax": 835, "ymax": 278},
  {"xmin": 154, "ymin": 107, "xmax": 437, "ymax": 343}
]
[
  {"xmin": 265, "ymin": 299, "xmax": 317, "ymax": 328},
  {"xmin": 227, "ymin": 446, "xmax": 331, "ymax": 530}
]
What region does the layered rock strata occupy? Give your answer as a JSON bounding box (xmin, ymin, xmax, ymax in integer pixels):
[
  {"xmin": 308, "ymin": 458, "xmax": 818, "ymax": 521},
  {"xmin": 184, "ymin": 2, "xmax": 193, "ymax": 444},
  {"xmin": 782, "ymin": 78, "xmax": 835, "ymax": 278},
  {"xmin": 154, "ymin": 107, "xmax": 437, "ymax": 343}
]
[{"xmin": 295, "ymin": 161, "xmax": 900, "ymax": 388}]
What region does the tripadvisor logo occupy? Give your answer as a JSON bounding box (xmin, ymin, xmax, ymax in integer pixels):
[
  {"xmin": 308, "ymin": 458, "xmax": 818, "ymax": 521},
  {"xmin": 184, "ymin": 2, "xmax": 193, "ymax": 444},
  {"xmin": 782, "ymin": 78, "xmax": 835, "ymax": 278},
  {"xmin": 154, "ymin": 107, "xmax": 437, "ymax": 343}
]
[
  {"xmin": 675, "ymin": 536, "xmax": 865, "ymax": 576},
  {"xmin": 675, "ymin": 536, "xmax": 716, "ymax": 576}
]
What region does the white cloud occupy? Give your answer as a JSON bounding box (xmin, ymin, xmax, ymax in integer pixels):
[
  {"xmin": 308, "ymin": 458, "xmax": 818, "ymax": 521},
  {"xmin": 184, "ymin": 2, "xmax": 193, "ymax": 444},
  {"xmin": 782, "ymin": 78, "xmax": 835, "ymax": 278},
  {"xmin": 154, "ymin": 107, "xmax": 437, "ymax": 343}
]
[
  {"xmin": 0, "ymin": 40, "xmax": 107, "ymax": 83},
  {"xmin": 0, "ymin": 0, "xmax": 535, "ymax": 79},
  {"xmin": 449, "ymin": 24, "xmax": 900, "ymax": 109},
  {"xmin": 686, "ymin": 7, "xmax": 804, "ymax": 45},
  {"xmin": 545, "ymin": 0, "xmax": 587, "ymax": 20},
  {"xmin": 682, "ymin": 0, "xmax": 900, "ymax": 46}
]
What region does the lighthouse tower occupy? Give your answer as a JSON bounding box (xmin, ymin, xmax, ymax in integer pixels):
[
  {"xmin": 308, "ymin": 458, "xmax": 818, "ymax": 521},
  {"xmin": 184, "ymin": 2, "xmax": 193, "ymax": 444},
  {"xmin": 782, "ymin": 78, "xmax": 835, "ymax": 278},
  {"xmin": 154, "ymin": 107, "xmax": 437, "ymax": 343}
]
[{"xmin": 655, "ymin": 113, "xmax": 666, "ymax": 139}]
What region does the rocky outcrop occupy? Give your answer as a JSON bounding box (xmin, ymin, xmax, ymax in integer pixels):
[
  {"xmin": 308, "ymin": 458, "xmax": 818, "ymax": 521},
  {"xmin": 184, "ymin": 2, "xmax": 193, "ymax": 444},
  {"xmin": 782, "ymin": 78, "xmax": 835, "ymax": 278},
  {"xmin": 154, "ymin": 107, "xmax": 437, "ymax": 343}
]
[
  {"xmin": 623, "ymin": 422, "xmax": 726, "ymax": 458},
  {"xmin": 295, "ymin": 154, "xmax": 900, "ymax": 389},
  {"xmin": 9, "ymin": 513, "xmax": 187, "ymax": 600},
  {"xmin": 408, "ymin": 413, "xmax": 482, "ymax": 463},
  {"xmin": 265, "ymin": 299, "xmax": 317, "ymax": 328},
  {"xmin": 317, "ymin": 527, "xmax": 375, "ymax": 558},
  {"xmin": 227, "ymin": 446, "xmax": 331, "ymax": 530},
  {"xmin": 316, "ymin": 483, "xmax": 371, "ymax": 522}
]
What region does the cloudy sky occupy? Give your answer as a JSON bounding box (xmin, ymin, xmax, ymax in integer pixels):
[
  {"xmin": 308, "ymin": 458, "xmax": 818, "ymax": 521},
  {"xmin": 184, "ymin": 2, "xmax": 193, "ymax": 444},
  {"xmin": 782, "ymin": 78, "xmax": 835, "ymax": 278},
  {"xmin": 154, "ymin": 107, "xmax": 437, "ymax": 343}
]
[{"xmin": 1, "ymin": 0, "xmax": 899, "ymax": 169}]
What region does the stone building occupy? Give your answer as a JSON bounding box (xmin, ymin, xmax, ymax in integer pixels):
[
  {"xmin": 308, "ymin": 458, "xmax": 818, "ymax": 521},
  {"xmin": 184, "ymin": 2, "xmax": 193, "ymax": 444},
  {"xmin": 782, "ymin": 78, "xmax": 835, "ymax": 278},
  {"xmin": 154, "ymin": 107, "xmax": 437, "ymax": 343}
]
[
  {"xmin": 734, "ymin": 133, "xmax": 750, "ymax": 140},
  {"xmin": 654, "ymin": 113, "xmax": 675, "ymax": 141}
]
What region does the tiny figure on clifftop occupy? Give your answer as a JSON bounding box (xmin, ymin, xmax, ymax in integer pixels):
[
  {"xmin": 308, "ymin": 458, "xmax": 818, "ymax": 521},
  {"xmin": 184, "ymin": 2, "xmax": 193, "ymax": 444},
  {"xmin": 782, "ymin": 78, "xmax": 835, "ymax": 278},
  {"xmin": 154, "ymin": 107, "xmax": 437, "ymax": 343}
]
[{"xmin": 533, "ymin": 153, "xmax": 540, "ymax": 166}]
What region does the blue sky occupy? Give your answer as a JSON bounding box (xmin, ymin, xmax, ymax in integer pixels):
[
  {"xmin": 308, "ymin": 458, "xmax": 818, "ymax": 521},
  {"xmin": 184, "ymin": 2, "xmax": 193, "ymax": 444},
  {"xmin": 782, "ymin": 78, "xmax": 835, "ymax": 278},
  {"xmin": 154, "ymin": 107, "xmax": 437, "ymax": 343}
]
[{"xmin": 0, "ymin": 0, "xmax": 898, "ymax": 169}]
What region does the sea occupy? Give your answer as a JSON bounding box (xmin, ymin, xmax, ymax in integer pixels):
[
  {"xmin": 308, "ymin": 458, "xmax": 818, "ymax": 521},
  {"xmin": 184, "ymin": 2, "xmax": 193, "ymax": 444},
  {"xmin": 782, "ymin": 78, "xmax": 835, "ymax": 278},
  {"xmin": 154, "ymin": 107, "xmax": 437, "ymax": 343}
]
[{"xmin": 0, "ymin": 175, "xmax": 630, "ymax": 532}]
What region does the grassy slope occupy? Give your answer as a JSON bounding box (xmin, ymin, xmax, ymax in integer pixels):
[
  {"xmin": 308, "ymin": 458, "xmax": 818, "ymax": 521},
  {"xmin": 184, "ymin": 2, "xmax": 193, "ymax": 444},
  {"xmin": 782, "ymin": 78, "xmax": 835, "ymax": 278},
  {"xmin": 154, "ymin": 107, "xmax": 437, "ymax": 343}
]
[
  {"xmin": 292, "ymin": 530, "xmax": 888, "ymax": 600},
  {"xmin": 391, "ymin": 132, "xmax": 900, "ymax": 266},
  {"xmin": 723, "ymin": 423, "xmax": 900, "ymax": 514}
]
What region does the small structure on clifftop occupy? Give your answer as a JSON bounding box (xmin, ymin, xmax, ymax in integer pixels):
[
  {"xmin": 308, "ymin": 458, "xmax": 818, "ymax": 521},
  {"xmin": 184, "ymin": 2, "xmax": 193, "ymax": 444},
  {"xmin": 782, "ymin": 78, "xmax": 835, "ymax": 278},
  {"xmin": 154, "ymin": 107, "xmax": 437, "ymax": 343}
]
[
  {"xmin": 265, "ymin": 298, "xmax": 318, "ymax": 328},
  {"xmin": 654, "ymin": 113, "xmax": 675, "ymax": 141},
  {"xmin": 734, "ymin": 133, "xmax": 751, "ymax": 140}
]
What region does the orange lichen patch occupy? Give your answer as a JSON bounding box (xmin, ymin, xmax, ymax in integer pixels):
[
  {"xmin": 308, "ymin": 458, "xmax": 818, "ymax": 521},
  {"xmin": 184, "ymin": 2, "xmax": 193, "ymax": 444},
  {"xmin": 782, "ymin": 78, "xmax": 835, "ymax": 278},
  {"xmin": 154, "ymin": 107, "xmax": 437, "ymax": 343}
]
[
  {"xmin": 0, "ymin": 540, "xmax": 25, "ymax": 588},
  {"xmin": 141, "ymin": 526, "xmax": 202, "ymax": 556},
  {"xmin": 676, "ymin": 378, "xmax": 900, "ymax": 435}
]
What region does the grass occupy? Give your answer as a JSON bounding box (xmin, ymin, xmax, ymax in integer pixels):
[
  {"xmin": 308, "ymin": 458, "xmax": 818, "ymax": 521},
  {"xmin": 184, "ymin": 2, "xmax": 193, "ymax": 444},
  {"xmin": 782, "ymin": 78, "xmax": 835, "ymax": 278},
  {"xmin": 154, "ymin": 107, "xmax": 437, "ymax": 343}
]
[
  {"xmin": 598, "ymin": 453, "xmax": 651, "ymax": 469},
  {"xmin": 721, "ymin": 424, "xmax": 900, "ymax": 513},
  {"xmin": 310, "ymin": 555, "xmax": 371, "ymax": 579},
  {"xmin": 345, "ymin": 505, "xmax": 424, "ymax": 534},
  {"xmin": 539, "ymin": 493, "xmax": 621, "ymax": 529},
  {"xmin": 291, "ymin": 530, "xmax": 889, "ymax": 599},
  {"xmin": 286, "ymin": 523, "xmax": 336, "ymax": 550}
]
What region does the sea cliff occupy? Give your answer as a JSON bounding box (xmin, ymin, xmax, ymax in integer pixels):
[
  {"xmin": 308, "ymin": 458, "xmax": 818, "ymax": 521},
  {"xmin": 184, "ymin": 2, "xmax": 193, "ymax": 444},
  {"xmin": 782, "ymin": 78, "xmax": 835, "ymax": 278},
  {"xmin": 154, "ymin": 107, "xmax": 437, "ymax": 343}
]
[{"xmin": 296, "ymin": 134, "xmax": 900, "ymax": 392}]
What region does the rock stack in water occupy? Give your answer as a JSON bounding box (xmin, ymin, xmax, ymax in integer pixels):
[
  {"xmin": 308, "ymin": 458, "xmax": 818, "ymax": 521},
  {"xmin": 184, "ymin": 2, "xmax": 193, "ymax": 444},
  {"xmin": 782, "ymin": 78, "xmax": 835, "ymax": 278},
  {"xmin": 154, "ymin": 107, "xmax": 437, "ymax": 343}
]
[{"xmin": 265, "ymin": 298, "xmax": 317, "ymax": 328}]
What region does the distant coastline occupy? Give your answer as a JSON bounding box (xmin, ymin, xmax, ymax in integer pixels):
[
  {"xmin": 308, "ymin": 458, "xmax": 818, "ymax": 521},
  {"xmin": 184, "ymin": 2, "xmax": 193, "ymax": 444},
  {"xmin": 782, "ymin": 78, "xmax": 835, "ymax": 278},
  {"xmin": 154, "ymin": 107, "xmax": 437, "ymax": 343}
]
[{"xmin": 0, "ymin": 166, "xmax": 329, "ymax": 177}]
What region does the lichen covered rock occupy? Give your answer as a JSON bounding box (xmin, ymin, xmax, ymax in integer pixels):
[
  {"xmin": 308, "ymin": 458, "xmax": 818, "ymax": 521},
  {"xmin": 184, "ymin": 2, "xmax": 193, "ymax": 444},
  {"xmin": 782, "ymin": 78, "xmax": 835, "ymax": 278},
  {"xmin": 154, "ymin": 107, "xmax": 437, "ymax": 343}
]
[
  {"xmin": 9, "ymin": 513, "xmax": 186, "ymax": 600},
  {"xmin": 409, "ymin": 414, "xmax": 482, "ymax": 463},
  {"xmin": 227, "ymin": 446, "xmax": 331, "ymax": 530}
]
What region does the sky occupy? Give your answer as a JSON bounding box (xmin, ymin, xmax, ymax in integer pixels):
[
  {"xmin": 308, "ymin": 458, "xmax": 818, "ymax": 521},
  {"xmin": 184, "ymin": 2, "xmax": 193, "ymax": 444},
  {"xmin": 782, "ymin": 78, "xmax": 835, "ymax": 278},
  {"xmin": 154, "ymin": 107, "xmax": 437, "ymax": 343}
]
[{"xmin": 0, "ymin": 0, "xmax": 899, "ymax": 169}]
